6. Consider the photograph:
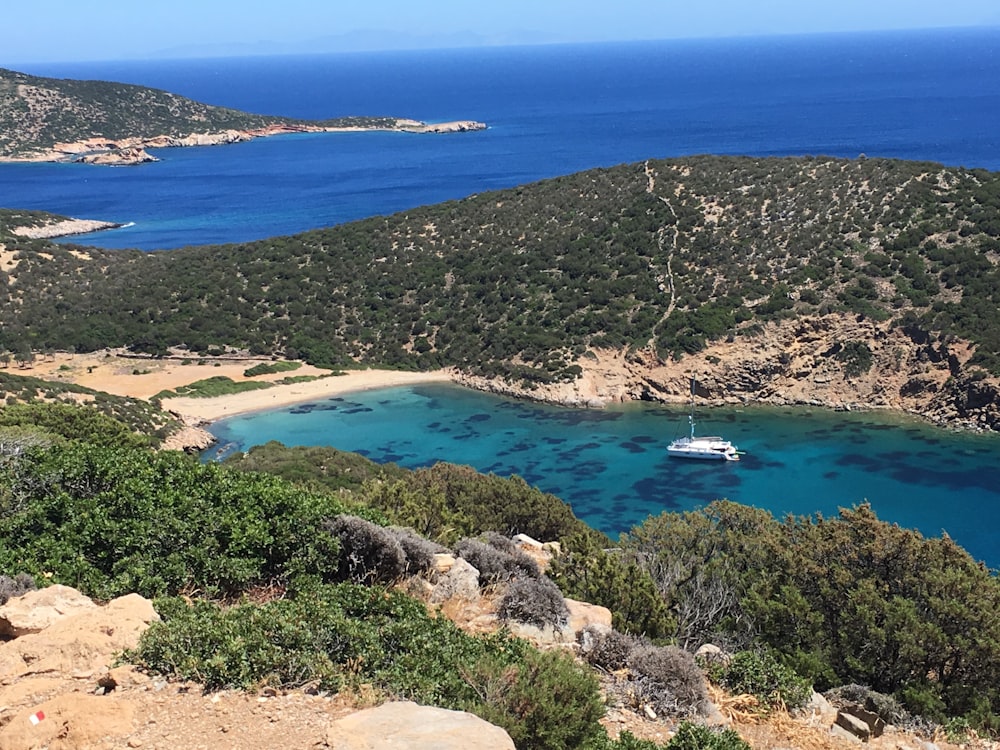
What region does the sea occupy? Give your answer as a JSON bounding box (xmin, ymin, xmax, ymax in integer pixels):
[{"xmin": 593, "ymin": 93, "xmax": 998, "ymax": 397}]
[{"xmin": 3, "ymin": 28, "xmax": 1000, "ymax": 565}]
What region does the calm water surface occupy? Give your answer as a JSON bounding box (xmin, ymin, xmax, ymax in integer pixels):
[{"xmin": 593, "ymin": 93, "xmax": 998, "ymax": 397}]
[{"xmin": 205, "ymin": 384, "xmax": 1000, "ymax": 568}]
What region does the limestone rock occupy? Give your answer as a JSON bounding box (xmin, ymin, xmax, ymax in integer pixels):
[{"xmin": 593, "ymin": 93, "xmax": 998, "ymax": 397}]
[
  {"xmin": 0, "ymin": 585, "xmax": 97, "ymax": 638},
  {"xmin": 433, "ymin": 552, "xmax": 457, "ymax": 575},
  {"xmin": 565, "ymin": 598, "xmax": 613, "ymax": 633},
  {"xmin": 512, "ymin": 533, "xmax": 543, "ymax": 549},
  {"xmin": 835, "ymin": 710, "xmax": 871, "ymax": 741},
  {"xmin": 429, "ymin": 557, "xmax": 480, "ymax": 603},
  {"xmin": 0, "ymin": 592, "xmax": 158, "ymax": 681},
  {"xmin": 325, "ymin": 700, "xmax": 515, "ymax": 749},
  {"xmin": 0, "ymin": 693, "xmax": 135, "ymax": 750},
  {"xmin": 75, "ymin": 147, "xmax": 158, "ymax": 165},
  {"xmin": 842, "ymin": 703, "xmax": 886, "ymax": 738}
]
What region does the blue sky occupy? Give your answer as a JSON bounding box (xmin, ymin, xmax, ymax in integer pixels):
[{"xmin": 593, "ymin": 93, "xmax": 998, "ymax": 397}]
[{"xmin": 4, "ymin": 0, "xmax": 999, "ymax": 64}]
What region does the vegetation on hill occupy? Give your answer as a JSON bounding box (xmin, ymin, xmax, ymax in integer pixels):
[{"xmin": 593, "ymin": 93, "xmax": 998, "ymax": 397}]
[
  {"xmin": 0, "ymin": 371, "xmax": 180, "ymax": 445},
  {"xmin": 3, "ymin": 156, "xmax": 1000, "ymax": 391},
  {"xmin": 552, "ymin": 500, "xmax": 1000, "ymax": 731},
  {"xmin": 2, "ymin": 402, "xmax": 1000, "ymax": 741},
  {"xmin": 0, "ymin": 66, "xmax": 409, "ymax": 158}
]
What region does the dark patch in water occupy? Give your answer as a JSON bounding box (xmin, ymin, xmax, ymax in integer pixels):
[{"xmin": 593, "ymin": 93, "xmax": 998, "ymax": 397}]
[
  {"xmin": 631, "ymin": 435, "xmax": 657, "ymax": 444},
  {"xmin": 542, "ymin": 437, "xmax": 567, "ymax": 445},
  {"xmin": 343, "ymin": 407, "xmax": 373, "ymax": 414},
  {"xmin": 823, "ymin": 471, "xmax": 840, "ymax": 480},
  {"xmin": 620, "ymin": 441, "xmax": 646, "ymax": 454},
  {"xmin": 467, "ymin": 413, "xmax": 492, "ymax": 422}
]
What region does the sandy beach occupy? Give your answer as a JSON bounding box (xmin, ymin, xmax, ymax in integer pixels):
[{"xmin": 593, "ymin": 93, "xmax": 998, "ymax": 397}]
[{"xmin": 12, "ymin": 349, "xmax": 455, "ymax": 425}]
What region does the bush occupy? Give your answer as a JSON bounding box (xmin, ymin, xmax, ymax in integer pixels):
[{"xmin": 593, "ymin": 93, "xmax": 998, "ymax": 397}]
[
  {"xmin": 580, "ymin": 626, "xmax": 640, "ymax": 672},
  {"xmin": 709, "ymin": 649, "xmax": 811, "ymax": 712},
  {"xmin": 466, "ymin": 647, "xmax": 607, "ymax": 750},
  {"xmin": 0, "ymin": 572, "xmax": 36, "ymax": 604},
  {"xmin": 666, "ymin": 722, "xmax": 750, "ymax": 750},
  {"xmin": 627, "ymin": 645, "xmax": 708, "ymax": 717},
  {"xmin": 496, "ymin": 576, "xmax": 569, "ymax": 628},
  {"xmin": 325, "ymin": 514, "xmax": 406, "ymax": 584},
  {"xmin": 387, "ymin": 525, "xmax": 445, "ymax": 576},
  {"xmin": 128, "ymin": 584, "xmax": 610, "ymax": 750},
  {"xmin": 0, "ymin": 443, "xmax": 359, "ymax": 599},
  {"xmin": 455, "ymin": 537, "xmax": 539, "ymax": 585},
  {"xmin": 549, "ymin": 534, "xmax": 675, "ymax": 640}
]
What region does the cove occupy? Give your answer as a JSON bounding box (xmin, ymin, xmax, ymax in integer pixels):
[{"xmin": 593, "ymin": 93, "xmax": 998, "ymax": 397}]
[{"xmin": 205, "ymin": 384, "xmax": 1000, "ymax": 569}]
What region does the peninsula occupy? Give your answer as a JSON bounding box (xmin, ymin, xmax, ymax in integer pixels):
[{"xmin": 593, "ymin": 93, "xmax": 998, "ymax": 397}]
[
  {"xmin": 3, "ymin": 155, "xmax": 1000, "ymax": 434},
  {"xmin": 0, "ymin": 67, "xmax": 485, "ymax": 164}
]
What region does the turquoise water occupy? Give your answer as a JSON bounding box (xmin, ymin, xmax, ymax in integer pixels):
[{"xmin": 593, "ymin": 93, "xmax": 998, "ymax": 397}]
[{"xmin": 205, "ymin": 384, "xmax": 1000, "ymax": 569}]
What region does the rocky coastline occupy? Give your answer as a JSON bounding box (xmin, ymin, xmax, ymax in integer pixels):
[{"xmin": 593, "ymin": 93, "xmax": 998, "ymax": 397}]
[
  {"xmin": 9, "ymin": 217, "xmax": 126, "ymax": 239},
  {"xmin": 1, "ymin": 120, "xmax": 488, "ymax": 166},
  {"xmin": 455, "ymin": 313, "xmax": 1000, "ymax": 434}
]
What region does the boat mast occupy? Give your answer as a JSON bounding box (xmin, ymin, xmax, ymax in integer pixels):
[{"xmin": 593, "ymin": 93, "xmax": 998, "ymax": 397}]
[{"xmin": 688, "ymin": 377, "xmax": 696, "ymax": 440}]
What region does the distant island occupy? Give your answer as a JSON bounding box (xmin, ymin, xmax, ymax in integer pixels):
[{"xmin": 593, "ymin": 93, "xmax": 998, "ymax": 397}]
[{"xmin": 0, "ymin": 67, "xmax": 485, "ymax": 165}]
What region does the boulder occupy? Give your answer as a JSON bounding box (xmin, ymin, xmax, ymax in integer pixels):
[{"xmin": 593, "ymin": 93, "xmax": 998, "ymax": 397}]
[
  {"xmin": 842, "ymin": 703, "xmax": 886, "ymax": 738},
  {"xmin": 0, "ymin": 592, "xmax": 158, "ymax": 680},
  {"xmin": 0, "ymin": 585, "xmax": 97, "ymax": 638},
  {"xmin": 325, "ymin": 700, "xmax": 515, "ymax": 749},
  {"xmin": 835, "ymin": 710, "xmax": 871, "ymax": 741},
  {"xmin": 429, "ymin": 557, "xmax": 480, "ymax": 603},
  {"xmin": 565, "ymin": 598, "xmax": 613, "ymax": 633}
]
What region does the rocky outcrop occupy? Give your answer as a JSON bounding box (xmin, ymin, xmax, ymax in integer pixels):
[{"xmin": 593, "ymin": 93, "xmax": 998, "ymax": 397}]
[
  {"xmin": 0, "ymin": 584, "xmax": 97, "ymax": 638},
  {"xmin": 399, "ymin": 120, "xmax": 488, "ymax": 134},
  {"xmin": 74, "ymin": 147, "xmax": 158, "ymax": 165},
  {"xmin": 8, "ymin": 119, "xmax": 487, "ymax": 165},
  {"xmin": 459, "ymin": 313, "xmax": 1000, "ymax": 433},
  {"xmin": 161, "ymin": 423, "xmax": 217, "ymax": 453},
  {"xmin": 326, "ymin": 701, "xmax": 516, "ymax": 750},
  {"xmin": 9, "ymin": 217, "xmax": 123, "ymax": 239}
]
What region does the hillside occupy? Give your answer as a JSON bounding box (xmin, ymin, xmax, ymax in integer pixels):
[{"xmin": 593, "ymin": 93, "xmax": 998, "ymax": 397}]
[
  {"xmin": 0, "ymin": 67, "xmax": 484, "ymax": 162},
  {"xmin": 3, "ymin": 155, "xmax": 1000, "ymax": 429}
]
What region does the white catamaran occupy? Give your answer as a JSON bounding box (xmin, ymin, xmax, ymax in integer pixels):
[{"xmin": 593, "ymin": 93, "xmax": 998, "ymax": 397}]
[{"xmin": 667, "ymin": 379, "xmax": 740, "ymax": 462}]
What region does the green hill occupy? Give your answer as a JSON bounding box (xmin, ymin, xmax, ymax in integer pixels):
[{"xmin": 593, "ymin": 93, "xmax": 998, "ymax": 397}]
[{"xmin": 0, "ymin": 66, "xmax": 408, "ymax": 159}]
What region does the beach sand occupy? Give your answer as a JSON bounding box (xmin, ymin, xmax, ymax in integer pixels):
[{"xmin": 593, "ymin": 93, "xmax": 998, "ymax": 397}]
[{"xmin": 12, "ymin": 349, "xmax": 454, "ymax": 425}]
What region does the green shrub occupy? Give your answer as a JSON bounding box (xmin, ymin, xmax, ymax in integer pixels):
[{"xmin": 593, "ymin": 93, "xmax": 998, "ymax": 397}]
[
  {"xmin": 665, "ymin": 722, "xmax": 750, "ymax": 750},
  {"xmin": 127, "ymin": 584, "xmax": 610, "ymax": 750},
  {"xmin": 709, "ymin": 650, "xmax": 811, "ymax": 712},
  {"xmin": 549, "ymin": 533, "xmax": 675, "ymax": 640},
  {"xmin": 243, "ymin": 361, "xmax": 301, "ymax": 377},
  {"xmin": 0, "ymin": 443, "xmax": 368, "ymax": 599},
  {"xmin": 466, "ymin": 647, "xmax": 607, "ymax": 750}
]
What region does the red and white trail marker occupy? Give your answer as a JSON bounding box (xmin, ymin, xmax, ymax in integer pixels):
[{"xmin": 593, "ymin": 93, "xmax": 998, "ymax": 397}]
[{"xmin": 28, "ymin": 711, "xmax": 45, "ymax": 725}]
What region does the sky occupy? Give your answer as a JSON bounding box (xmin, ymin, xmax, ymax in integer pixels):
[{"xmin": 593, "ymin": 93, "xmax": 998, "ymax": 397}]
[{"xmin": 4, "ymin": 0, "xmax": 999, "ymax": 65}]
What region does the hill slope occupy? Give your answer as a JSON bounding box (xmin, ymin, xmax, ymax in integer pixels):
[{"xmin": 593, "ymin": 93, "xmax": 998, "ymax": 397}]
[
  {"xmin": 2, "ymin": 155, "xmax": 1000, "ymax": 427},
  {"xmin": 0, "ymin": 67, "xmax": 481, "ymax": 162}
]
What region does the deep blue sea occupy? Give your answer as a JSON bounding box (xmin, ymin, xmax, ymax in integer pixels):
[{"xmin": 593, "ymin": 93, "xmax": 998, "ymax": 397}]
[
  {"xmin": 2, "ymin": 28, "xmax": 999, "ymax": 249},
  {"xmin": 4, "ymin": 30, "xmax": 1000, "ymax": 565}
]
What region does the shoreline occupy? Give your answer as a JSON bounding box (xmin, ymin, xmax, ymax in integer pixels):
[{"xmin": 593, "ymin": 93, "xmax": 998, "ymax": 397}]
[
  {"xmin": 0, "ymin": 120, "xmax": 488, "ymax": 166},
  {"xmin": 162, "ymin": 368, "xmax": 456, "ymax": 425}
]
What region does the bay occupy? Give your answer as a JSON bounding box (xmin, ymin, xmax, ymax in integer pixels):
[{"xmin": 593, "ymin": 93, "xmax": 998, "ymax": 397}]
[
  {"xmin": 2, "ymin": 28, "xmax": 998, "ymax": 249},
  {"xmin": 205, "ymin": 384, "xmax": 1000, "ymax": 569}
]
